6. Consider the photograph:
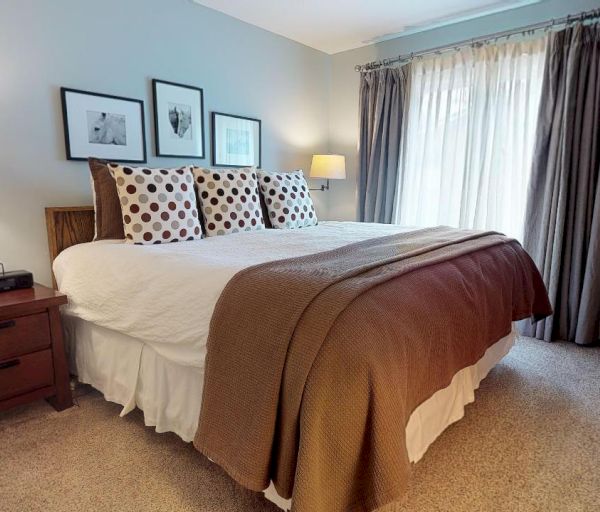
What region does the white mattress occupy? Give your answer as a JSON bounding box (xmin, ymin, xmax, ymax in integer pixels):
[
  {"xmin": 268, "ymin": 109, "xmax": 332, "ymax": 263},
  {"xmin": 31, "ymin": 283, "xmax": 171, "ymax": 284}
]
[
  {"xmin": 63, "ymin": 315, "xmax": 516, "ymax": 511},
  {"xmin": 54, "ymin": 221, "xmax": 415, "ymax": 367}
]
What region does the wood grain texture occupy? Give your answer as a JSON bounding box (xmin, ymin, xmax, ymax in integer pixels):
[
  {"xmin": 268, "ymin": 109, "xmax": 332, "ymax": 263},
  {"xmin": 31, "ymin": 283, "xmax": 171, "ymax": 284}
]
[
  {"xmin": 0, "ymin": 284, "xmax": 68, "ymax": 319},
  {"xmin": 0, "ymin": 284, "xmax": 72, "ymax": 412},
  {"xmin": 0, "ymin": 312, "xmax": 51, "ymax": 360},
  {"xmin": 45, "ymin": 206, "xmax": 94, "ymax": 288},
  {"xmin": 0, "ymin": 349, "xmax": 54, "ymax": 401},
  {"xmin": 45, "ymin": 305, "xmax": 73, "ymax": 411},
  {"xmin": 0, "ymin": 385, "xmax": 55, "ymax": 413}
]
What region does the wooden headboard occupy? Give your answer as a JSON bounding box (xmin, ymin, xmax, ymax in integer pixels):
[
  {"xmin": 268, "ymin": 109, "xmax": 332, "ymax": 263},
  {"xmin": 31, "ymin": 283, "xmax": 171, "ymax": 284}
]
[{"xmin": 45, "ymin": 206, "xmax": 95, "ymax": 286}]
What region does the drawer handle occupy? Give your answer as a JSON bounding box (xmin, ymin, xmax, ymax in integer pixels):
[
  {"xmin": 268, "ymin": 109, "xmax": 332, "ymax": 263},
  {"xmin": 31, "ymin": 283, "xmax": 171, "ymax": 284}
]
[
  {"xmin": 0, "ymin": 359, "xmax": 20, "ymax": 370},
  {"xmin": 0, "ymin": 320, "xmax": 16, "ymax": 330}
]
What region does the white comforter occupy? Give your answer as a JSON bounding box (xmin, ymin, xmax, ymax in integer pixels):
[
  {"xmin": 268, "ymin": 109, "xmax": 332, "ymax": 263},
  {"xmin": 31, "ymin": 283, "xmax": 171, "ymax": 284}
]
[{"xmin": 54, "ymin": 221, "xmax": 414, "ymax": 367}]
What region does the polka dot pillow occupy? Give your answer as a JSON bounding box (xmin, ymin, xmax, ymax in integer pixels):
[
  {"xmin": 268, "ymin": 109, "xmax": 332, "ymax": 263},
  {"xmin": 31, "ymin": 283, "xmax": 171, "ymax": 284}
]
[
  {"xmin": 192, "ymin": 167, "xmax": 265, "ymax": 236},
  {"xmin": 112, "ymin": 165, "xmax": 202, "ymax": 244},
  {"xmin": 257, "ymin": 170, "xmax": 317, "ymax": 229}
]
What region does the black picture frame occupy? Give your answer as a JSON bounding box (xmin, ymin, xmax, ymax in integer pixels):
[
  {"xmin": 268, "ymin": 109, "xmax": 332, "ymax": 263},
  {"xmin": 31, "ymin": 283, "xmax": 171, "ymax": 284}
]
[
  {"xmin": 60, "ymin": 87, "xmax": 147, "ymax": 163},
  {"xmin": 152, "ymin": 79, "xmax": 205, "ymax": 158},
  {"xmin": 211, "ymin": 112, "xmax": 262, "ymax": 168}
]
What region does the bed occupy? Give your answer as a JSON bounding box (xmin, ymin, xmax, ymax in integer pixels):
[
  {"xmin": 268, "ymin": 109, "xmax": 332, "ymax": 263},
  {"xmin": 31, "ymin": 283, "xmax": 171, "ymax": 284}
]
[{"xmin": 46, "ymin": 206, "xmax": 550, "ymax": 512}]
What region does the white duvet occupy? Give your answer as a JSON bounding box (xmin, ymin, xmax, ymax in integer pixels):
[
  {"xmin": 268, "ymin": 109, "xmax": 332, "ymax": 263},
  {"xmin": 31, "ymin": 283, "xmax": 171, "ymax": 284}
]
[{"xmin": 54, "ymin": 221, "xmax": 415, "ymax": 367}]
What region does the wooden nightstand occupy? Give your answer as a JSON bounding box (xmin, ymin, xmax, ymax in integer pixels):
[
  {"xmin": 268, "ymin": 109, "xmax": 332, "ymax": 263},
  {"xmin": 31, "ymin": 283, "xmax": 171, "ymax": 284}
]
[{"xmin": 0, "ymin": 284, "xmax": 73, "ymax": 412}]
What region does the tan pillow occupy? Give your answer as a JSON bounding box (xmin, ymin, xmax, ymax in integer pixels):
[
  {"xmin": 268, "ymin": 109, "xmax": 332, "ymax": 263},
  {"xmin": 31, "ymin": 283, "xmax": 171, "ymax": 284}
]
[{"xmin": 88, "ymin": 158, "xmax": 125, "ymax": 240}]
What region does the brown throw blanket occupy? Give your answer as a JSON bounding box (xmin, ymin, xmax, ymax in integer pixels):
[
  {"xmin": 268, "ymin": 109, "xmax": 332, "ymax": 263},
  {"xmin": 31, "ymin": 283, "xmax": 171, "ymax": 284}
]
[{"xmin": 194, "ymin": 227, "xmax": 551, "ymax": 512}]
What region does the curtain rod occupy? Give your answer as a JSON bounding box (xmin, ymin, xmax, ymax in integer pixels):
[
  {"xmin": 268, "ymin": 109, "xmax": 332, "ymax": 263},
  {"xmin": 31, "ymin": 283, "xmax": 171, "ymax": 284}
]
[{"xmin": 355, "ymin": 8, "xmax": 600, "ymax": 72}]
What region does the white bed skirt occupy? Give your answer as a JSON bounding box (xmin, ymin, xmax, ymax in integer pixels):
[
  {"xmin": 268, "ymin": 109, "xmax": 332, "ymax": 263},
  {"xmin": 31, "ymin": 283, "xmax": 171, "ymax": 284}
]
[{"xmin": 63, "ymin": 315, "xmax": 516, "ymax": 510}]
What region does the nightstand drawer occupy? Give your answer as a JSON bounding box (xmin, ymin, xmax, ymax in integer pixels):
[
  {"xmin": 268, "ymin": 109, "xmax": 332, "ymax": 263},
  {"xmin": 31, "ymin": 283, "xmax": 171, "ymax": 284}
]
[
  {"xmin": 0, "ymin": 312, "xmax": 51, "ymax": 360},
  {"xmin": 0, "ymin": 349, "xmax": 54, "ymax": 400}
]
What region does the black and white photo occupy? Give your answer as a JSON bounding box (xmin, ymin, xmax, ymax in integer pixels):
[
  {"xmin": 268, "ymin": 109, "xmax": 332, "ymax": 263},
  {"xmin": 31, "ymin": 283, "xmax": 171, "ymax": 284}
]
[
  {"xmin": 211, "ymin": 112, "xmax": 261, "ymax": 168},
  {"xmin": 168, "ymin": 103, "xmax": 192, "ymax": 140},
  {"xmin": 153, "ymin": 79, "xmax": 204, "ymax": 158},
  {"xmin": 87, "ymin": 111, "xmax": 127, "ymax": 145},
  {"xmin": 61, "ymin": 88, "xmax": 146, "ymax": 162}
]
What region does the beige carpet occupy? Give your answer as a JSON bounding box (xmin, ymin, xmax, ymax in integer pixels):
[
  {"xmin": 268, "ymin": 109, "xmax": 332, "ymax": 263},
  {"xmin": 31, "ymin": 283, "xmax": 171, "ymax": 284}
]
[{"xmin": 1, "ymin": 337, "xmax": 599, "ymax": 512}]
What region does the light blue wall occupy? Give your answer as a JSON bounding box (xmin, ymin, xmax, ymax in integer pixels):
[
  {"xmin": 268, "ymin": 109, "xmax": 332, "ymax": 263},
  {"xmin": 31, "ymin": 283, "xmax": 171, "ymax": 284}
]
[
  {"xmin": 2, "ymin": 0, "xmax": 599, "ymax": 285},
  {"xmin": 327, "ymin": 0, "xmax": 600, "ymax": 221},
  {"xmin": 0, "ymin": 0, "xmax": 331, "ymax": 285}
]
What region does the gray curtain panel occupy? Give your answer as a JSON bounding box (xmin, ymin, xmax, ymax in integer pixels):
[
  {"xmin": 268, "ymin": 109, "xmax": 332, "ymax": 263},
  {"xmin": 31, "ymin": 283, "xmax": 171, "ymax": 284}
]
[
  {"xmin": 357, "ymin": 67, "xmax": 407, "ymax": 223},
  {"xmin": 522, "ymin": 23, "xmax": 600, "ymax": 345}
]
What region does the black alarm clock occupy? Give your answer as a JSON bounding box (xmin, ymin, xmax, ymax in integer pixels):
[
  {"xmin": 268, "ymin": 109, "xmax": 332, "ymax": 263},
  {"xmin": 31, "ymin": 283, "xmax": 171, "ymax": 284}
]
[{"xmin": 0, "ymin": 263, "xmax": 34, "ymax": 292}]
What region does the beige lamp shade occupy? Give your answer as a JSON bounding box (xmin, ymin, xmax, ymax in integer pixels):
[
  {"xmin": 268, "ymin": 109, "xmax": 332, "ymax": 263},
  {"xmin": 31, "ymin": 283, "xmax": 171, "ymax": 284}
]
[{"xmin": 309, "ymin": 154, "xmax": 346, "ymax": 180}]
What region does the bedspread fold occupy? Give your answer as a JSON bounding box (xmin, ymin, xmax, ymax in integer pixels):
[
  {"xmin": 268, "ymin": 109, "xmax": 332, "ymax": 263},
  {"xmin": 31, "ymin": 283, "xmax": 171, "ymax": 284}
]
[{"xmin": 194, "ymin": 226, "xmax": 551, "ymax": 512}]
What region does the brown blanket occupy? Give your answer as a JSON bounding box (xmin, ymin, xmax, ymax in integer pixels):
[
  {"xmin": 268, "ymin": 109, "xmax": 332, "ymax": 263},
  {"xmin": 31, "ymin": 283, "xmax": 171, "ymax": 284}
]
[{"xmin": 194, "ymin": 227, "xmax": 551, "ymax": 512}]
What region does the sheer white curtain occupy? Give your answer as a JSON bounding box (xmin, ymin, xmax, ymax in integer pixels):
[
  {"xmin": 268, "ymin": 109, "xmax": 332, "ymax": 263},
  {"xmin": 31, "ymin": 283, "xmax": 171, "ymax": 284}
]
[{"xmin": 394, "ymin": 37, "xmax": 547, "ymax": 240}]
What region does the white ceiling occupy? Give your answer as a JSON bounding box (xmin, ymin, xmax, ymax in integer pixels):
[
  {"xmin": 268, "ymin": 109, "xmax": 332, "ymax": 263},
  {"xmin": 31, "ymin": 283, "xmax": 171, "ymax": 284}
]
[{"xmin": 192, "ymin": 0, "xmax": 543, "ymax": 54}]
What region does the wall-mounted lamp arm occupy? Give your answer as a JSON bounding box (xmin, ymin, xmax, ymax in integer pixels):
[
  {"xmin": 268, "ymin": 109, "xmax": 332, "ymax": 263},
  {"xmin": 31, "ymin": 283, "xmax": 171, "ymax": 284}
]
[{"xmin": 309, "ymin": 179, "xmax": 330, "ymax": 192}]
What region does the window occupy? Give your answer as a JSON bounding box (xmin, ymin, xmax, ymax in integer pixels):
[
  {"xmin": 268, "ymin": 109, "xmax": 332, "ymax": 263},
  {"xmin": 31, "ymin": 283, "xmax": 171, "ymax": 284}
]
[{"xmin": 395, "ymin": 38, "xmax": 547, "ymax": 240}]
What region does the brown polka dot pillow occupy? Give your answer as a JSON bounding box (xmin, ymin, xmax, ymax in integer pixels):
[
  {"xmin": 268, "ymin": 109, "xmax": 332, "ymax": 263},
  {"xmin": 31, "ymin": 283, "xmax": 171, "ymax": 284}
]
[
  {"xmin": 257, "ymin": 170, "xmax": 317, "ymax": 229},
  {"xmin": 192, "ymin": 167, "xmax": 265, "ymax": 236},
  {"xmin": 112, "ymin": 165, "xmax": 202, "ymax": 244}
]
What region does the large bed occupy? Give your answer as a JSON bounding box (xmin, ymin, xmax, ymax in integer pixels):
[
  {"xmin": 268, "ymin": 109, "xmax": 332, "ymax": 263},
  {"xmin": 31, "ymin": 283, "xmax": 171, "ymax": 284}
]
[{"xmin": 48, "ymin": 208, "xmax": 550, "ymax": 512}]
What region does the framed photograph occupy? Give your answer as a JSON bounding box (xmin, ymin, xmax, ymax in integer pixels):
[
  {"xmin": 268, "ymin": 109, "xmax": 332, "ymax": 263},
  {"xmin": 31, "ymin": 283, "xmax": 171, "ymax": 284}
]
[
  {"xmin": 152, "ymin": 79, "xmax": 205, "ymax": 158},
  {"xmin": 60, "ymin": 87, "xmax": 146, "ymax": 162},
  {"xmin": 211, "ymin": 112, "xmax": 261, "ymax": 168}
]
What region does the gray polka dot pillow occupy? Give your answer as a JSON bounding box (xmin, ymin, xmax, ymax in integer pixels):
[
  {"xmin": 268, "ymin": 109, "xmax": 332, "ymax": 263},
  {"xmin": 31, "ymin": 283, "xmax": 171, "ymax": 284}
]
[
  {"xmin": 112, "ymin": 165, "xmax": 202, "ymax": 244},
  {"xmin": 192, "ymin": 167, "xmax": 265, "ymax": 236},
  {"xmin": 257, "ymin": 170, "xmax": 317, "ymax": 229}
]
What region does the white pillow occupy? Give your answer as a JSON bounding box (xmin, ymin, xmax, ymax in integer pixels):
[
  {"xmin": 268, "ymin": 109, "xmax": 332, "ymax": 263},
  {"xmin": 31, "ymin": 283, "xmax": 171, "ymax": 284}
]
[
  {"xmin": 112, "ymin": 165, "xmax": 202, "ymax": 244},
  {"xmin": 257, "ymin": 170, "xmax": 317, "ymax": 229},
  {"xmin": 192, "ymin": 167, "xmax": 265, "ymax": 236}
]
